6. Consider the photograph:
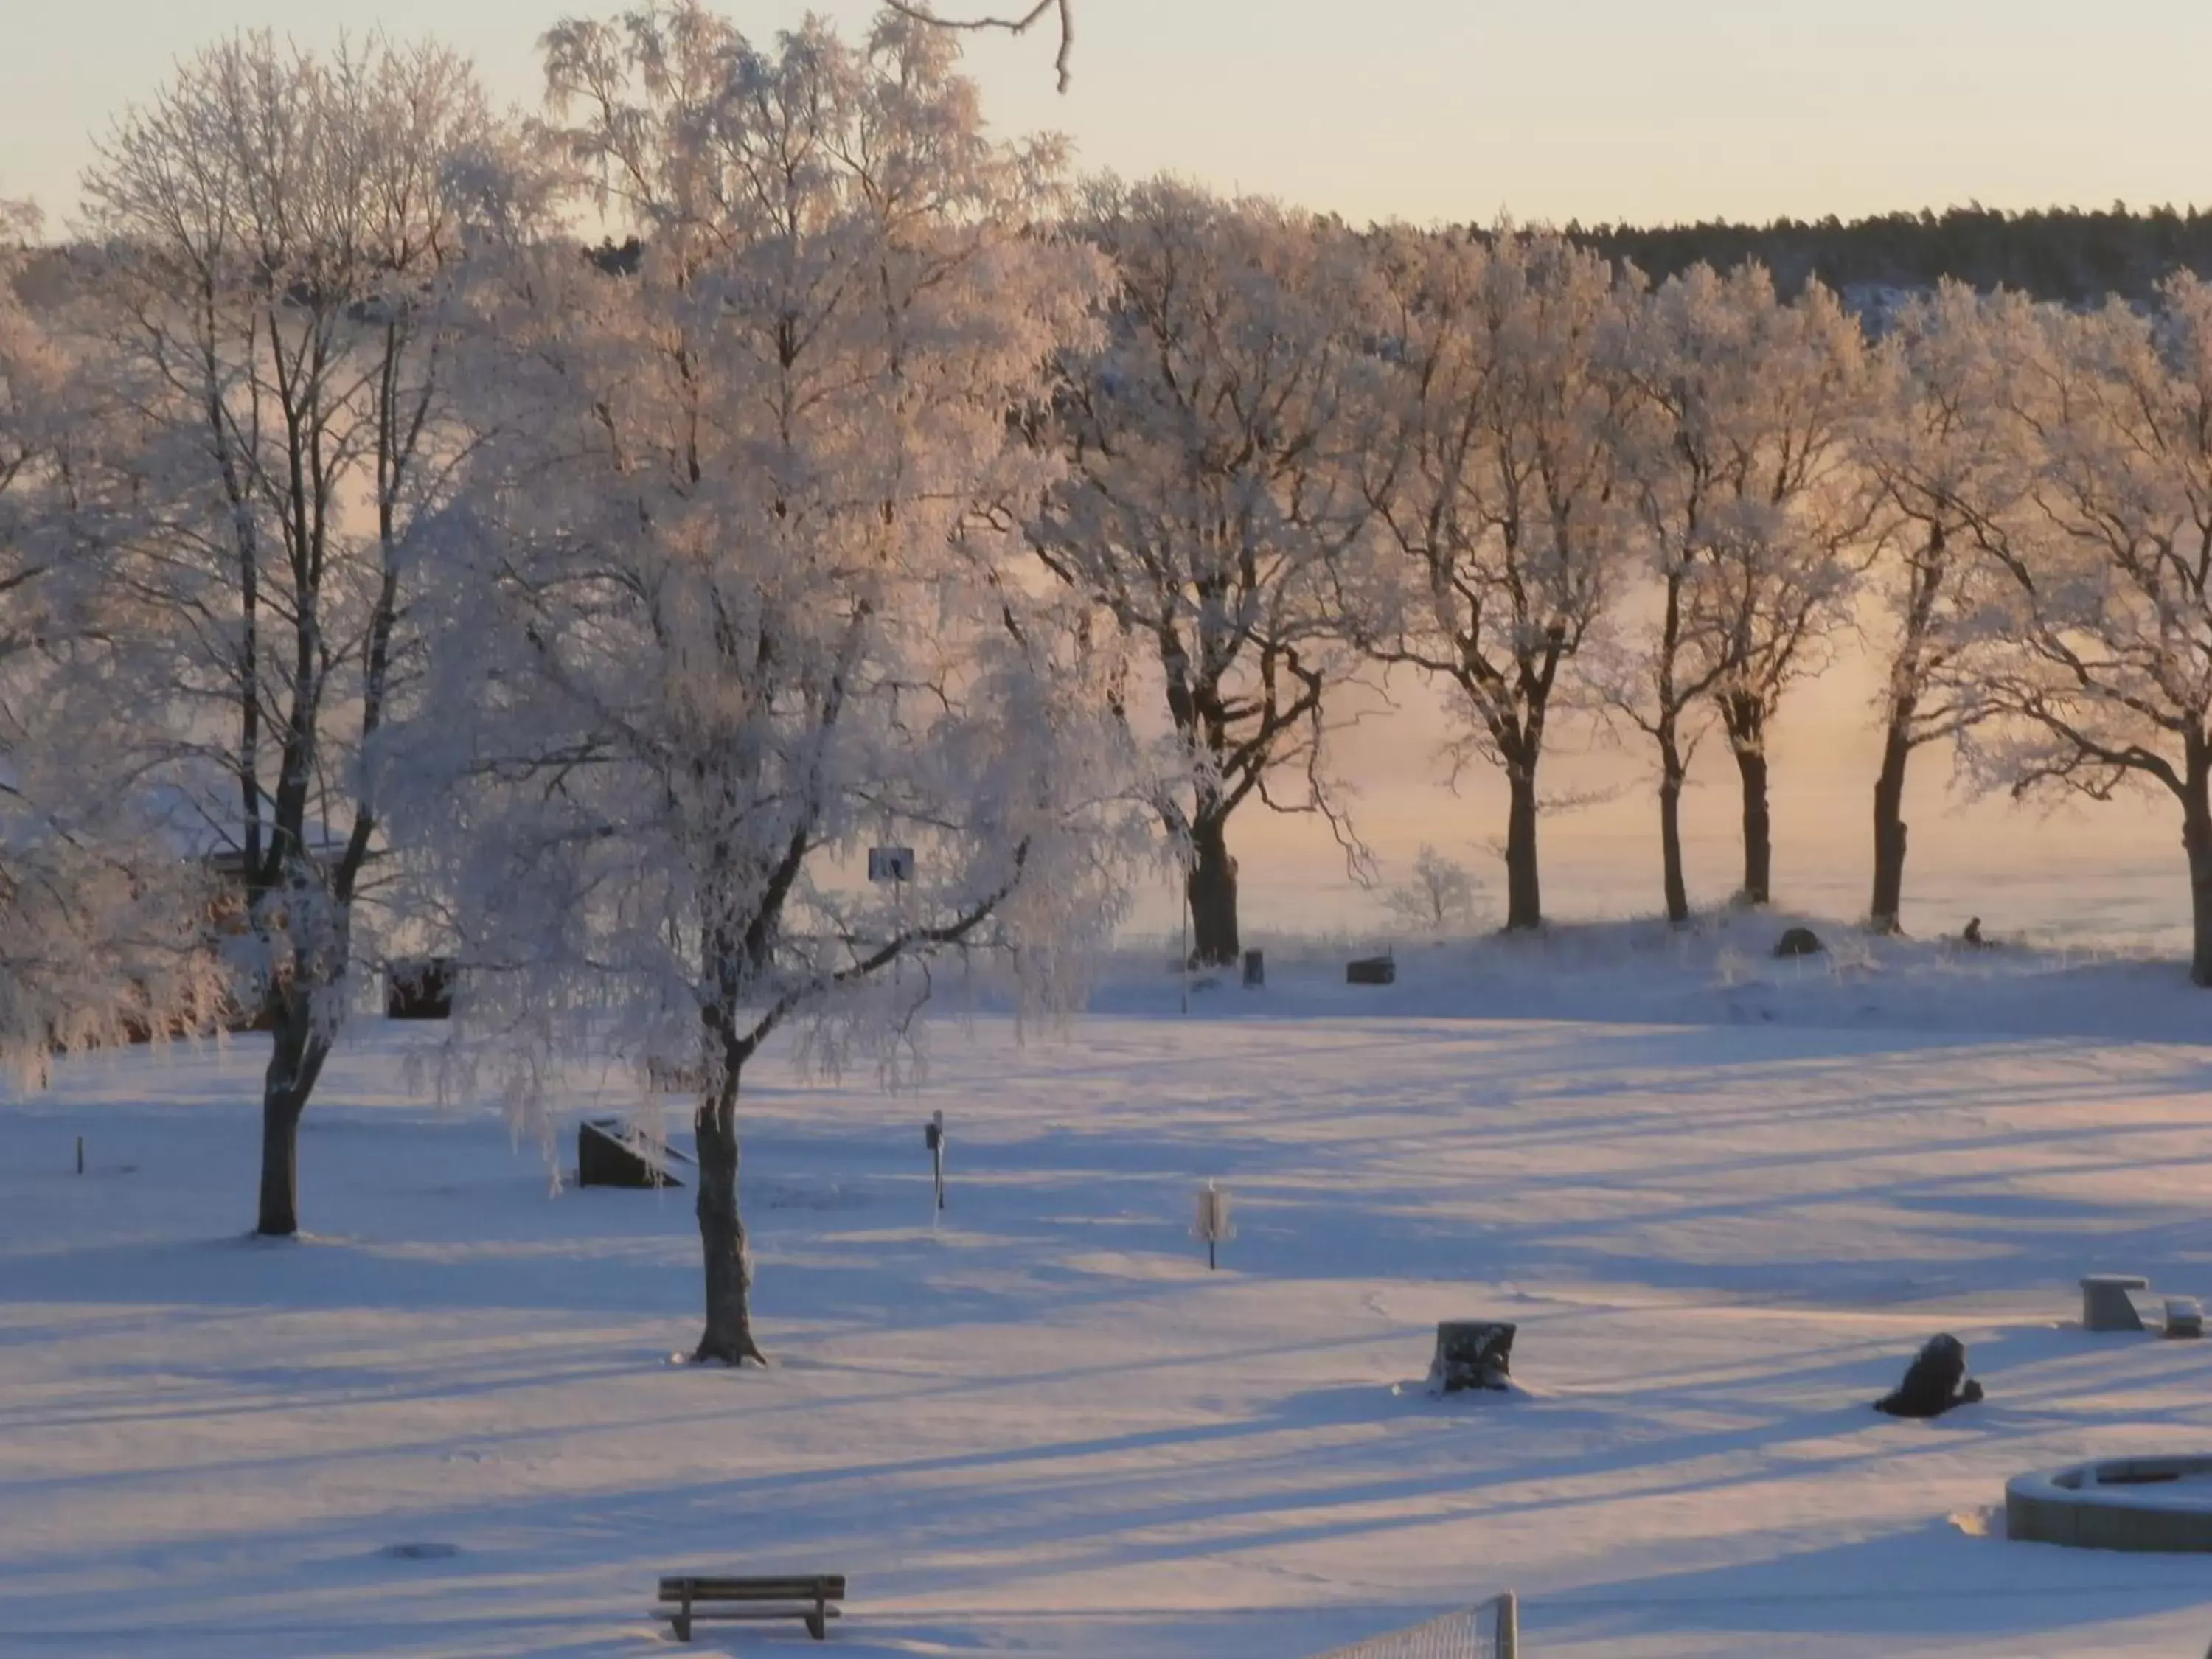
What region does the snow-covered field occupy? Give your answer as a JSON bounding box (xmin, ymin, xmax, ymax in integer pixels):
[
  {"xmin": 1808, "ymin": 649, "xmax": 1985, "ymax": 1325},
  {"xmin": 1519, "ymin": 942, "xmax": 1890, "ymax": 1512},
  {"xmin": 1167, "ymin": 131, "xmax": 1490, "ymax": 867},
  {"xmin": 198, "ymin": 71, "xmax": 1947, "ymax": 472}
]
[{"xmin": 8, "ymin": 925, "xmax": 2212, "ymax": 1658}]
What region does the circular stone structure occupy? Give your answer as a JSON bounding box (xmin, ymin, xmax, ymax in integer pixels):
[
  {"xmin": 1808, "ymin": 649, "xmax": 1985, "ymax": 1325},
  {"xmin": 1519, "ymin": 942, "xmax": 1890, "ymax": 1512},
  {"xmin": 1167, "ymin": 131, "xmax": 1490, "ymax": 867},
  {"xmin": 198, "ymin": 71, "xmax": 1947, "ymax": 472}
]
[{"xmin": 2006, "ymin": 1456, "xmax": 2212, "ymax": 1551}]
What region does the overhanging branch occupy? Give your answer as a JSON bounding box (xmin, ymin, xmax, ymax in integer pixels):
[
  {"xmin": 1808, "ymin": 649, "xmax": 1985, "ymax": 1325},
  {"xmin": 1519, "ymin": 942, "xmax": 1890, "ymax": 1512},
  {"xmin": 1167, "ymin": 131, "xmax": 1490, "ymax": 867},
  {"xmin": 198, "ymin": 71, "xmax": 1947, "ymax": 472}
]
[{"xmin": 887, "ymin": 1, "xmax": 1077, "ymax": 91}]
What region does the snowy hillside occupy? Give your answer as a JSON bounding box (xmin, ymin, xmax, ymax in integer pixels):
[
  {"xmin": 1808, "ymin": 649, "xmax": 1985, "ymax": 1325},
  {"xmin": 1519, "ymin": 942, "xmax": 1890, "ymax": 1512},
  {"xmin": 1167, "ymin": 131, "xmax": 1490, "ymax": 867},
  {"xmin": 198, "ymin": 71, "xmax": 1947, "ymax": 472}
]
[{"xmin": 8, "ymin": 959, "xmax": 2212, "ymax": 1656}]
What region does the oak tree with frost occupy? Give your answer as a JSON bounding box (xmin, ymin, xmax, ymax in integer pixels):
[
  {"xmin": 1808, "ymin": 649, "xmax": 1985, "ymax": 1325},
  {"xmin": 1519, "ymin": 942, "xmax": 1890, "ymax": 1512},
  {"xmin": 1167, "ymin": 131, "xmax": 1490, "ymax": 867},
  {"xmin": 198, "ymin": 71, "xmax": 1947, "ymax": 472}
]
[
  {"xmin": 1355, "ymin": 226, "xmax": 1632, "ymax": 931},
  {"xmin": 1031, "ymin": 180, "xmax": 1377, "ymax": 967},
  {"xmin": 1604, "ymin": 264, "xmax": 1868, "ymax": 917},
  {"xmin": 1854, "ymin": 282, "xmax": 2031, "ymax": 932},
  {"xmin": 1957, "ymin": 275, "xmax": 2212, "ymax": 984},
  {"xmin": 77, "ymin": 35, "xmax": 512, "ymax": 1234},
  {"xmin": 397, "ymin": 6, "xmax": 1138, "ymax": 1365}
]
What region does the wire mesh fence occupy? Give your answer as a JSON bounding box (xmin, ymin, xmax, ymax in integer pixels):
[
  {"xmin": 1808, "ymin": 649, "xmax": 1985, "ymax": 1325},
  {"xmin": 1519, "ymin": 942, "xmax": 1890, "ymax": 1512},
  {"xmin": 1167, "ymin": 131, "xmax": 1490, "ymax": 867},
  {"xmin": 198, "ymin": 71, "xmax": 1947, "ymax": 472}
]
[{"xmin": 1308, "ymin": 1595, "xmax": 1519, "ymax": 1659}]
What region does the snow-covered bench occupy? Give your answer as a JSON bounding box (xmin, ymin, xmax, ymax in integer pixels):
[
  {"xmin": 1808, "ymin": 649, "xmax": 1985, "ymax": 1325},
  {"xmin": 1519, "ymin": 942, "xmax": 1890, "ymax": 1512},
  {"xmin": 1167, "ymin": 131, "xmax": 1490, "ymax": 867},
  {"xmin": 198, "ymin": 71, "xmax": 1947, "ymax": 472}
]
[{"xmin": 657, "ymin": 1573, "xmax": 845, "ymax": 1642}]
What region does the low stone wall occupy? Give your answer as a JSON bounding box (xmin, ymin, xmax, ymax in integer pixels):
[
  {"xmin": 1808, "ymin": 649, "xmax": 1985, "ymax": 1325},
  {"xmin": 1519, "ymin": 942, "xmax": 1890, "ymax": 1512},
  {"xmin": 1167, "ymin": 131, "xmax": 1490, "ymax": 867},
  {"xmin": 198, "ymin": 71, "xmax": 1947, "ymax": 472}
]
[{"xmin": 2006, "ymin": 1457, "xmax": 2212, "ymax": 1551}]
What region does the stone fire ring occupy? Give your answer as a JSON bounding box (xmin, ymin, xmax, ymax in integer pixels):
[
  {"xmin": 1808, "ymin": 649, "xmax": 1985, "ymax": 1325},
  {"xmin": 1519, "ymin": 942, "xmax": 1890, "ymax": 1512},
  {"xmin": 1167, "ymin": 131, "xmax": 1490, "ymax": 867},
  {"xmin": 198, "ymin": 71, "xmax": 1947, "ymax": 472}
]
[{"xmin": 2006, "ymin": 1456, "xmax": 2212, "ymax": 1551}]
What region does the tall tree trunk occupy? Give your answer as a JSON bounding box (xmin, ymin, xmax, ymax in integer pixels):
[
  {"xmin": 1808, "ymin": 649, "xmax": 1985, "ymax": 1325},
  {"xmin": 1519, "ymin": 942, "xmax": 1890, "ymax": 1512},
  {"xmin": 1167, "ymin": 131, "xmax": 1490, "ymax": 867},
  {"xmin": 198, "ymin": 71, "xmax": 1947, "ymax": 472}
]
[
  {"xmin": 2185, "ymin": 742, "xmax": 2212, "ymax": 990},
  {"xmin": 693, "ymin": 1054, "xmax": 768, "ymax": 1366},
  {"xmin": 1869, "ymin": 711, "xmax": 1914, "ymax": 933},
  {"xmin": 1874, "ymin": 534, "xmax": 1944, "ymax": 935},
  {"xmin": 254, "ymin": 992, "xmax": 331, "ymax": 1237},
  {"xmin": 1503, "ymin": 765, "xmax": 1542, "ymax": 931},
  {"xmin": 1186, "ymin": 812, "xmax": 1240, "ymax": 968},
  {"xmin": 1734, "ymin": 743, "xmax": 1773, "ymax": 906},
  {"xmin": 1658, "ymin": 720, "xmax": 1690, "ymax": 925},
  {"xmin": 1723, "ymin": 696, "xmax": 1773, "ymax": 906}
]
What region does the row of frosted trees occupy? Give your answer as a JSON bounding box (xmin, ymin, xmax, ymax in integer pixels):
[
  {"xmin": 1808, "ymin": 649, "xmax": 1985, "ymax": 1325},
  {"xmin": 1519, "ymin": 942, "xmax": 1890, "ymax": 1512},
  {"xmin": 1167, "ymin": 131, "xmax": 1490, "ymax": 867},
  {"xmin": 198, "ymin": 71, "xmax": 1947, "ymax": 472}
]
[
  {"xmin": 1043, "ymin": 195, "xmax": 2212, "ymax": 978},
  {"xmin": 7, "ymin": 9, "xmax": 2212, "ymax": 1363}
]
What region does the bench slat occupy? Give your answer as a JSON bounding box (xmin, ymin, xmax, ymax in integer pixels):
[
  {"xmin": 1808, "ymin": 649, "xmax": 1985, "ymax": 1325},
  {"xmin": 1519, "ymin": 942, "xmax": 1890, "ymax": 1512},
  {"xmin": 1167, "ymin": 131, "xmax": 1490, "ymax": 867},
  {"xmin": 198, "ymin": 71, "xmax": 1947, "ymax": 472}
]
[
  {"xmin": 660, "ymin": 1607, "xmax": 844, "ymax": 1624},
  {"xmin": 658, "ymin": 1576, "xmax": 844, "ymax": 1599}
]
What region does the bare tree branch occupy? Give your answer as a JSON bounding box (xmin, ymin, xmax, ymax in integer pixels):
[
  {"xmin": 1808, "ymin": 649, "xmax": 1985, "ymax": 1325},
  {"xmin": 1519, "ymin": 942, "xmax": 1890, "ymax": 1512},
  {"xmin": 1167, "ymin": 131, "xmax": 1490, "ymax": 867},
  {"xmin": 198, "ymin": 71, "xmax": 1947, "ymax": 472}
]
[{"xmin": 887, "ymin": 1, "xmax": 1077, "ymax": 91}]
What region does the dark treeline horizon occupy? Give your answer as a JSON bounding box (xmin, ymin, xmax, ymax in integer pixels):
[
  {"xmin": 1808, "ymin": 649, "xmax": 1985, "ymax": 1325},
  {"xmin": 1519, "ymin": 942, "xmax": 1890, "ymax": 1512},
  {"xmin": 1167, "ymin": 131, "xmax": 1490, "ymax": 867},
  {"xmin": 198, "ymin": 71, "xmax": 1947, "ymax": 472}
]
[
  {"xmin": 22, "ymin": 201, "xmax": 2212, "ymax": 310},
  {"xmin": 1551, "ymin": 202, "xmax": 2212, "ymax": 306}
]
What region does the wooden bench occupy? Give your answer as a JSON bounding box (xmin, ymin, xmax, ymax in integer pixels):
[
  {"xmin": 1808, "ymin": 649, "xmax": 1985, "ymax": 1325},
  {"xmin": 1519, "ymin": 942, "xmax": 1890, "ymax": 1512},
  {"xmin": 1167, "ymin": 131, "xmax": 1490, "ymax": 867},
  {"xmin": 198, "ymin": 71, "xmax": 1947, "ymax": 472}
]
[{"xmin": 657, "ymin": 1574, "xmax": 845, "ymax": 1642}]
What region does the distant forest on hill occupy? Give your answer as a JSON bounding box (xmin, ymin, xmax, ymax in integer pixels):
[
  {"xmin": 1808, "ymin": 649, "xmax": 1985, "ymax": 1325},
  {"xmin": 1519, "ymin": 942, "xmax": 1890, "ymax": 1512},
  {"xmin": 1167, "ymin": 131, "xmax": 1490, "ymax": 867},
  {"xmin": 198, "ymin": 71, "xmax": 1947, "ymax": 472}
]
[{"xmin": 1555, "ymin": 204, "xmax": 2212, "ymax": 304}]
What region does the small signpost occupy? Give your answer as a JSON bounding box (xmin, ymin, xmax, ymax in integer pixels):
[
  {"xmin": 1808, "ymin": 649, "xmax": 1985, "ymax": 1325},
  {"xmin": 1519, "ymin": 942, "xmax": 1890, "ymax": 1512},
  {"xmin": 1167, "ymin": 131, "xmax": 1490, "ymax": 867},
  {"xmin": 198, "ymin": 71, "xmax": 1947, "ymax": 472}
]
[
  {"xmin": 1194, "ymin": 1180, "xmax": 1234, "ymax": 1270},
  {"xmin": 923, "ymin": 1110, "xmax": 947, "ymax": 1214}
]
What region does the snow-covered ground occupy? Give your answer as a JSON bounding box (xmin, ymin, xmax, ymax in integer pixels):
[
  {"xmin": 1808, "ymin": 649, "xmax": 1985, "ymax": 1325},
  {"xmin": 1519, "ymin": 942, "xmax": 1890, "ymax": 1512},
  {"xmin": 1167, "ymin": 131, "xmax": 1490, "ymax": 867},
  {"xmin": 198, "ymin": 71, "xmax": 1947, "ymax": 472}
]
[{"xmin": 7, "ymin": 925, "xmax": 2212, "ymax": 1657}]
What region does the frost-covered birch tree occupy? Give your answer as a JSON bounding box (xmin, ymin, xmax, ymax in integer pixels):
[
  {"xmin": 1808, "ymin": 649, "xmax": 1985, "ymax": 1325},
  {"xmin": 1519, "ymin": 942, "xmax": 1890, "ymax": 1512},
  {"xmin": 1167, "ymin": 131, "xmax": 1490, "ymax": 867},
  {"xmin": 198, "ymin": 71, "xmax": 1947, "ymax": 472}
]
[
  {"xmin": 0, "ymin": 198, "xmax": 223, "ymax": 1075},
  {"xmin": 77, "ymin": 35, "xmax": 509, "ymax": 1234},
  {"xmin": 1032, "ymin": 181, "xmax": 1376, "ymax": 965},
  {"xmin": 1356, "ymin": 226, "xmax": 1631, "ymax": 931},
  {"xmin": 1854, "ymin": 282, "xmax": 2031, "ymax": 932},
  {"xmin": 1959, "ymin": 276, "xmax": 2212, "ymax": 984},
  {"xmin": 398, "ymin": 7, "xmax": 1135, "ymax": 1364},
  {"xmin": 1607, "ymin": 264, "xmax": 1868, "ymax": 915}
]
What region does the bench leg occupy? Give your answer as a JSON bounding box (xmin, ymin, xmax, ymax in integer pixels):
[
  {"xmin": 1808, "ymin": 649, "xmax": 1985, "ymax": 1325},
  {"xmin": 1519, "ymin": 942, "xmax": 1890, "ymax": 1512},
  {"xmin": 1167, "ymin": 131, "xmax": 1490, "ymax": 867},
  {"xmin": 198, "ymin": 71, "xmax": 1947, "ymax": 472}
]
[
  {"xmin": 675, "ymin": 1585, "xmax": 693, "ymax": 1643},
  {"xmin": 807, "ymin": 1602, "xmax": 827, "ymax": 1641}
]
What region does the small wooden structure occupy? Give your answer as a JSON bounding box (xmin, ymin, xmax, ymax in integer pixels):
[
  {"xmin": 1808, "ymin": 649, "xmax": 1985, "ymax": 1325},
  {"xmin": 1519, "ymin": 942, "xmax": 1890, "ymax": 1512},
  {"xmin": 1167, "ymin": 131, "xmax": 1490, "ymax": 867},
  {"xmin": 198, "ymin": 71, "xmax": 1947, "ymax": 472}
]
[
  {"xmin": 577, "ymin": 1119, "xmax": 687, "ymax": 1189},
  {"xmin": 1346, "ymin": 953, "xmax": 1396, "ymax": 986},
  {"xmin": 656, "ymin": 1573, "xmax": 845, "ymax": 1642},
  {"xmin": 384, "ymin": 958, "xmax": 454, "ymax": 1020}
]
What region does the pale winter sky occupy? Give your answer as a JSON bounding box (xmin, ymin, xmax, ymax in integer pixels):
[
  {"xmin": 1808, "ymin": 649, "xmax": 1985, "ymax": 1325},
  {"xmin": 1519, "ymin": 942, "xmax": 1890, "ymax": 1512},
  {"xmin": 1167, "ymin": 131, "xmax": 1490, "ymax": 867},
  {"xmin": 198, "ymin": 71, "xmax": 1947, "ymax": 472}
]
[
  {"xmin": 9, "ymin": 0, "xmax": 2212, "ymax": 224},
  {"xmin": 6, "ymin": 0, "xmax": 2203, "ymax": 939}
]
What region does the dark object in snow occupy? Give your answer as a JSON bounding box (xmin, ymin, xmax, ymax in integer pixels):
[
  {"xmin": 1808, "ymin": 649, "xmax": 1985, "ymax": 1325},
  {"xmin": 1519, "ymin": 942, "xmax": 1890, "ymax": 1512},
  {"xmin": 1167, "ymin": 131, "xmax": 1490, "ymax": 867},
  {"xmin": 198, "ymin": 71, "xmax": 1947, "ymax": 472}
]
[
  {"xmin": 1773, "ymin": 926, "xmax": 1823, "ymax": 958},
  {"xmin": 1347, "ymin": 953, "xmax": 1397, "ymax": 986},
  {"xmin": 2081, "ymin": 1273, "xmax": 2150, "ymax": 1332},
  {"xmin": 385, "ymin": 957, "xmax": 453, "ymax": 1020},
  {"xmin": 1874, "ymin": 1332, "xmax": 1983, "ymax": 1418},
  {"xmin": 2166, "ymin": 1297, "xmax": 2204, "ymax": 1338},
  {"xmin": 578, "ymin": 1118, "xmax": 684, "ymax": 1189},
  {"xmin": 657, "ymin": 1573, "xmax": 846, "ymax": 1643},
  {"xmin": 1243, "ymin": 949, "xmax": 1265, "ymax": 987},
  {"xmin": 1963, "ymin": 916, "xmax": 1986, "ymax": 947},
  {"xmin": 380, "ymin": 1541, "xmax": 461, "ymax": 1561},
  {"xmin": 1428, "ymin": 1320, "xmax": 1516, "ymax": 1393}
]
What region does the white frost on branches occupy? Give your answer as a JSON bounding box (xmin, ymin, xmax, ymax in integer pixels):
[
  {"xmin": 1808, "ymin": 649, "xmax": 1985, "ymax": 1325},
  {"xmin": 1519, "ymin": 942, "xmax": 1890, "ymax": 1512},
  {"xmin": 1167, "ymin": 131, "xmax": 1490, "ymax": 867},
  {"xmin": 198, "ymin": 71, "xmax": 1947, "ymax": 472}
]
[
  {"xmin": 0, "ymin": 195, "xmax": 223, "ymax": 1079},
  {"xmin": 400, "ymin": 5, "xmax": 1143, "ymax": 1117}
]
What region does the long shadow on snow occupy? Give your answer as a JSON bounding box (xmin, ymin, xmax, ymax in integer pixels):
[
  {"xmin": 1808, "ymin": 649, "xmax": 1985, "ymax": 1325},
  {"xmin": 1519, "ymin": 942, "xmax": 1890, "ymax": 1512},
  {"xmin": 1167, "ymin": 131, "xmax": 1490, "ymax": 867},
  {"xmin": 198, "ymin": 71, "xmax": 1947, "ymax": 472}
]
[{"xmin": 1528, "ymin": 1514, "xmax": 2212, "ymax": 1641}]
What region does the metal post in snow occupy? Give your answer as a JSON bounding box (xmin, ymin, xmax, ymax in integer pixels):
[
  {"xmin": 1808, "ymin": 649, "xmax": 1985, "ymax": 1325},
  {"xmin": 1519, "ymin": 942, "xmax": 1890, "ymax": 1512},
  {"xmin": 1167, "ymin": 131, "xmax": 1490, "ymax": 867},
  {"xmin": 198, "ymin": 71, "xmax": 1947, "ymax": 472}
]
[
  {"xmin": 1194, "ymin": 1180, "xmax": 1233, "ymax": 1271},
  {"xmin": 75, "ymin": 1135, "xmax": 83, "ymax": 1176},
  {"xmin": 924, "ymin": 1110, "xmax": 945, "ymax": 1218}
]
